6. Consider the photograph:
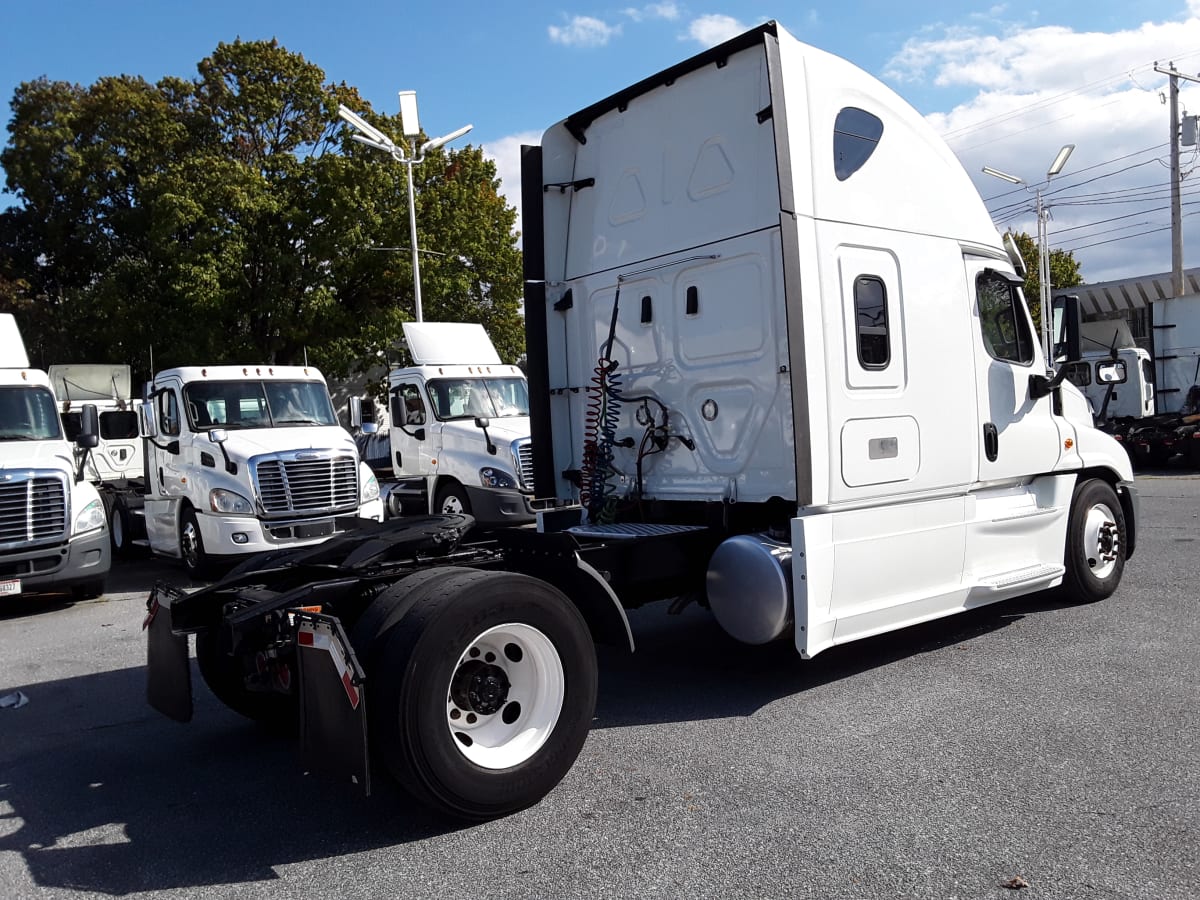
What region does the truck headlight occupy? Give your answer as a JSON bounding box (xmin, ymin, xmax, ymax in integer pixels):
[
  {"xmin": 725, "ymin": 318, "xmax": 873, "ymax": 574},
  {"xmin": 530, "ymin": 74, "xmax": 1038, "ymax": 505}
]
[
  {"xmin": 479, "ymin": 467, "xmax": 517, "ymax": 489},
  {"xmin": 210, "ymin": 488, "xmax": 253, "ymax": 515},
  {"xmin": 361, "ymin": 472, "xmax": 380, "ymax": 502},
  {"xmin": 73, "ymin": 499, "xmax": 105, "ymax": 535}
]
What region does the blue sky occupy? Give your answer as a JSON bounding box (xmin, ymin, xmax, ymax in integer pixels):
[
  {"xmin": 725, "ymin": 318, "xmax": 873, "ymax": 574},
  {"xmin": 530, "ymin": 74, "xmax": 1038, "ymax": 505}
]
[{"xmin": 3, "ymin": 2, "xmax": 1200, "ymax": 282}]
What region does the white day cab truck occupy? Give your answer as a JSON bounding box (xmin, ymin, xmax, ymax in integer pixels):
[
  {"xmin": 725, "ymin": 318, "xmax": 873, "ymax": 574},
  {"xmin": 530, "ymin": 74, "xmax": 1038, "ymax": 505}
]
[
  {"xmin": 145, "ymin": 22, "xmax": 1137, "ymax": 821},
  {"xmin": 0, "ymin": 316, "xmax": 110, "ymax": 600},
  {"xmin": 127, "ymin": 364, "xmax": 384, "ymax": 578},
  {"xmin": 352, "ymin": 321, "xmax": 535, "ymax": 527},
  {"xmin": 49, "ymin": 364, "xmax": 145, "ymax": 552},
  {"xmin": 1062, "ymin": 318, "xmax": 1155, "ymax": 423}
]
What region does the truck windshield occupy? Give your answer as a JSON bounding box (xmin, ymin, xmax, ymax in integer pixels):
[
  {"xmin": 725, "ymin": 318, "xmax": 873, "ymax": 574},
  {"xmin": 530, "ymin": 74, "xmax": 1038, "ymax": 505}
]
[
  {"xmin": 183, "ymin": 380, "xmax": 337, "ymax": 431},
  {"xmin": 0, "ymin": 386, "xmax": 64, "ymax": 441},
  {"xmin": 426, "ymin": 377, "xmax": 530, "ymax": 421}
]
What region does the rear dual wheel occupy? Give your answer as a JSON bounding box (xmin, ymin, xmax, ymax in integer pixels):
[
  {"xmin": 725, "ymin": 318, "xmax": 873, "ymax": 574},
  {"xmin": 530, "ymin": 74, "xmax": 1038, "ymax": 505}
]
[{"xmin": 366, "ymin": 569, "xmax": 597, "ymax": 821}]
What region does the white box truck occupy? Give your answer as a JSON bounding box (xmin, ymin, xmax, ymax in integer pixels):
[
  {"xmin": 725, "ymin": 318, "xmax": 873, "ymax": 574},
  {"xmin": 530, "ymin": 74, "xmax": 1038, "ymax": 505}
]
[
  {"xmin": 355, "ymin": 321, "xmax": 535, "ymax": 526},
  {"xmin": 146, "ymin": 22, "xmax": 1137, "ymax": 821},
  {"xmin": 135, "ymin": 364, "xmax": 384, "ymax": 577},
  {"xmin": 0, "ymin": 316, "xmax": 110, "ymax": 599}
]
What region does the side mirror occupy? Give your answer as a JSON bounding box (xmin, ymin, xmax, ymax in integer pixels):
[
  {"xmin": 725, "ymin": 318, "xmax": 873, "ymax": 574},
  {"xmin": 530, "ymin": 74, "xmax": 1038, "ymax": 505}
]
[
  {"xmin": 141, "ymin": 392, "xmax": 159, "ymax": 438},
  {"xmin": 1053, "ymin": 294, "xmax": 1082, "ymax": 363},
  {"xmin": 75, "ymin": 404, "xmax": 100, "ymax": 450},
  {"xmin": 209, "ymin": 428, "xmax": 228, "ymax": 444},
  {"xmin": 1097, "ymin": 360, "xmax": 1127, "ymax": 384},
  {"xmin": 349, "ymin": 396, "xmax": 365, "ymax": 428},
  {"xmin": 474, "ymin": 416, "xmax": 497, "ymax": 455},
  {"xmin": 361, "ymin": 422, "xmax": 378, "ymax": 435}
]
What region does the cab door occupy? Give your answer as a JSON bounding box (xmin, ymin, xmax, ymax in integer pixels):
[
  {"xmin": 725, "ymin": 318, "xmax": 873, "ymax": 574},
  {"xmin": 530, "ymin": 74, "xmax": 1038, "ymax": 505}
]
[
  {"xmin": 389, "ymin": 380, "xmax": 440, "ymax": 476},
  {"xmin": 968, "ymin": 263, "xmax": 1065, "ymax": 482},
  {"xmin": 143, "ymin": 383, "xmax": 187, "ymax": 552}
]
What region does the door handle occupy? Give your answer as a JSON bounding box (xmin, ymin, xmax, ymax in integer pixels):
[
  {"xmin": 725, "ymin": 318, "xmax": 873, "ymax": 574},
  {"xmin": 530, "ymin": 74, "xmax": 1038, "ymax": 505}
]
[{"xmin": 983, "ymin": 423, "xmax": 999, "ymax": 462}]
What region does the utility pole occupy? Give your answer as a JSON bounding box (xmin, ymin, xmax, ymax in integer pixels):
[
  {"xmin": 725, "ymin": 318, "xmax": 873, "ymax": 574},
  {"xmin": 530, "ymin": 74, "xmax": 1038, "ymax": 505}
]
[{"xmin": 1154, "ymin": 63, "xmax": 1200, "ymax": 298}]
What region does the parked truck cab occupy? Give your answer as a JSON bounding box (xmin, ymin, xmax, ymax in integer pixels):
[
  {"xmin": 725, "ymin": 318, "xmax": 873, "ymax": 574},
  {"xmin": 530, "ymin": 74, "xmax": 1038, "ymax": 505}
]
[
  {"xmin": 139, "ymin": 365, "xmax": 383, "ymax": 577},
  {"xmin": 364, "ymin": 322, "xmax": 535, "ymax": 527},
  {"xmin": 0, "ymin": 316, "xmax": 110, "ymax": 599}
]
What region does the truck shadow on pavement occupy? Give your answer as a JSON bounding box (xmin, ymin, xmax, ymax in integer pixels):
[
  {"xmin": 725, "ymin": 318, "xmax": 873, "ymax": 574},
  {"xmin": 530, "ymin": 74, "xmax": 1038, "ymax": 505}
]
[{"xmin": 0, "ymin": 591, "xmax": 1048, "ymax": 894}]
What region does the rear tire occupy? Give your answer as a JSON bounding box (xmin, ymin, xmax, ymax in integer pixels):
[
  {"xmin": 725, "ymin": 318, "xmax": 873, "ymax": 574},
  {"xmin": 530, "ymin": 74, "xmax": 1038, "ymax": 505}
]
[
  {"xmin": 371, "ymin": 569, "xmax": 597, "ymax": 821},
  {"xmin": 1061, "ymin": 478, "xmax": 1126, "ymax": 603},
  {"xmin": 196, "ymin": 630, "xmax": 298, "ymax": 728},
  {"xmin": 108, "ymin": 496, "xmax": 133, "ymax": 557}
]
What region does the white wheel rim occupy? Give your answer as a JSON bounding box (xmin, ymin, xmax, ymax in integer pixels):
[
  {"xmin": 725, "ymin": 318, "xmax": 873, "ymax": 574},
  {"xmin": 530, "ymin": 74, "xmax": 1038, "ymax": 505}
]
[
  {"xmin": 440, "ymin": 494, "xmax": 465, "ymax": 514},
  {"xmin": 1082, "ymin": 501, "xmax": 1120, "ymax": 580},
  {"xmin": 445, "ymin": 622, "xmax": 564, "ymax": 770}
]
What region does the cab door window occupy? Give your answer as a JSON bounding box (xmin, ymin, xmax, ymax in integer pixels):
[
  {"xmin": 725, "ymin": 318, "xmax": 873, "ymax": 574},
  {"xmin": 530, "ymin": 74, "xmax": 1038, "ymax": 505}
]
[
  {"xmin": 391, "ymin": 383, "xmax": 426, "ymax": 426},
  {"xmin": 157, "ymin": 390, "xmax": 181, "ymax": 436},
  {"xmin": 977, "ymin": 271, "xmax": 1035, "ymax": 365}
]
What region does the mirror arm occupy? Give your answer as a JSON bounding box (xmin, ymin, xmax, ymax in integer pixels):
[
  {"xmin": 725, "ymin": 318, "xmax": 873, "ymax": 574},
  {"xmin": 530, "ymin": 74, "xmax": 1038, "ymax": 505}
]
[{"xmin": 1029, "ymin": 366, "xmax": 1071, "ymax": 401}]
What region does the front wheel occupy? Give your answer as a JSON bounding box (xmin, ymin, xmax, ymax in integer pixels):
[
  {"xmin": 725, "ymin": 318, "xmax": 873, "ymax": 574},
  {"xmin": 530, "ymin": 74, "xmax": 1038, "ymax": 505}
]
[
  {"xmin": 434, "ymin": 481, "xmax": 471, "ymax": 516},
  {"xmin": 1061, "ymin": 478, "xmax": 1126, "ymax": 603},
  {"xmin": 179, "ymin": 507, "xmax": 215, "ymax": 580},
  {"xmin": 372, "ymin": 569, "xmax": 597, "ymax": 821}
]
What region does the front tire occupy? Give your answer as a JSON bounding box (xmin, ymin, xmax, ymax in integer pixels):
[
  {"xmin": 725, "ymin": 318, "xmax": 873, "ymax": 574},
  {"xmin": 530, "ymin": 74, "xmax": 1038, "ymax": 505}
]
[
  {"xmin": 179, "ymin": 506, "xmax": 215, "ymax": 580},
  {"xmin": 1061, "ymin": 478, "xmax": 1126, "ymax": 603},
  {"xmin": 371, "ymin": 569, "xmax": 597, "ymax": 821},
  {"xmin": 434, "ymin": 481, "xmax": 471, "ymax": 516}
]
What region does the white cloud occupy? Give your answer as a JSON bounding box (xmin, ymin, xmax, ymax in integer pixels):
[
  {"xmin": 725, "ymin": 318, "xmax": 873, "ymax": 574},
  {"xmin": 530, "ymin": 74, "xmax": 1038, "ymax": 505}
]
[
  {"xmin": 623, "ymin": 2, "xmax": 680, "ymax": 22},
  {"xmin": 882, "ymin": 9, "xmax": 1200, "ymax": 283},
  {"xmin": 548, "ymin": 16, "xmax": 622, "ymax": 47},
  {"xmin": 483, "ymin": 131, "xmax": 542, "ymax": 238},
  {"xmin": 684, "ymin": 14, "xmax": 748, "ymax": 48}
]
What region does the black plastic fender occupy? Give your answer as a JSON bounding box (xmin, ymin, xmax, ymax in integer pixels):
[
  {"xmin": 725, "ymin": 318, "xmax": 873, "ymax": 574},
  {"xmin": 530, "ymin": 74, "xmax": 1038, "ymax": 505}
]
[{"xmin": 495, "ymin": 529, "xmax": 634, "ymax": 653}]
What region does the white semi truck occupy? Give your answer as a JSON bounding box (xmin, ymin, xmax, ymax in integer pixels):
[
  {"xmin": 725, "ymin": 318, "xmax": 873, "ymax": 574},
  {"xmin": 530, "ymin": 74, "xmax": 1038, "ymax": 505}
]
[
  {"xmin": 0, "ymin": 316, "xmax": 110, "ymax": 599},
  {"xmin": 49, "ymin": 364, "xmax": 145, "ymax": 552},
  {"xmin": 354, "ymin": 321, "xmax": 535, "ymax": 526},
  {"xmin": 146, "ymin": 22, "xmax": 1137, "ymax": 821},
  {"xmin": 132, "ymin": 365, "xmax": 384, "ymax": 577}
]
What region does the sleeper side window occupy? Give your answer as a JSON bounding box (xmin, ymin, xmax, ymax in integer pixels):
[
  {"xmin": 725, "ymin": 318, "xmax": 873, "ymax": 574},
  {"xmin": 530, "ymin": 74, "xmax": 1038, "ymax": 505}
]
[
  {"xmin": 854, "ymin": 276, "xmax": 890, "ymax": 369},
  {"xmin": 977, "ymin": 271, "xmax": 1035, "ymax": 365},
  {"xmin": 834, "ymin": 107, "xmax": 883, "ymax": 181}
]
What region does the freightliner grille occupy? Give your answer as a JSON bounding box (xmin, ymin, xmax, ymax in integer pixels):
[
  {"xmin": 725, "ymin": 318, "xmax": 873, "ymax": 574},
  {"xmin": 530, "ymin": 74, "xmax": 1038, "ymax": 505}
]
[
  {"xmin": 0, "ymin": 474, "xmax": 68, "ymax": 546},
  {"xmin": 255, "ymin": 454, "xmax": 358, "ymax": 515},
  {"xmin": 516, "ymin": 441, "xmax": 534, "ymax": 491}
]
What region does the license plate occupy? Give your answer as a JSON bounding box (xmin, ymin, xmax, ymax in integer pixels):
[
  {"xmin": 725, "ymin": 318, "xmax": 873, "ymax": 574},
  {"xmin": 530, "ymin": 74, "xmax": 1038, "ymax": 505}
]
[{"xmin": 0, "ymin": 579, "xmax": 21, "ymax": 597}]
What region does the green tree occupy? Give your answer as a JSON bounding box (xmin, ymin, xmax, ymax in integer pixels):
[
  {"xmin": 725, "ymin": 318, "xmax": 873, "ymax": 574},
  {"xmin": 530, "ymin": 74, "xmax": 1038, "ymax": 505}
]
[
  {"xmin": 1006, "ymin": 230, "xmax": 1084, "ymax": 332},
  {"xmin": 0, "ymin": 39, "xmax": 525, "ymax": 381}
]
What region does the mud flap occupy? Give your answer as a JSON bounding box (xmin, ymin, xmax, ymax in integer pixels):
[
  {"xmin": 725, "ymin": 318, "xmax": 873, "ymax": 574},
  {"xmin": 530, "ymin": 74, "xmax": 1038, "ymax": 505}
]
[
  {"xmin": 144, "ymin": 585, "xmax": 193, "ymax": 723},
  {"xmin": 294, "ymin": 613, "xmax": 371, "ymax": 796}
]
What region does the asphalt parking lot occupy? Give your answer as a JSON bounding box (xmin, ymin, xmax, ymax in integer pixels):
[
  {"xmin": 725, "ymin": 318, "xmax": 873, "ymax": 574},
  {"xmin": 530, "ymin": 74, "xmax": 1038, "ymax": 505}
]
[{"xmin": 1, "ymin": 473, "xmax": 1197, "ymax": 900}]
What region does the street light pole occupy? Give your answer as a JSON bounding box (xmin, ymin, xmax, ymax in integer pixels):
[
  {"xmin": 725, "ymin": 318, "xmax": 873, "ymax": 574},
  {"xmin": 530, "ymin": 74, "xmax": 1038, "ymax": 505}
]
[
  {"xmin": 403, "ymin": 157, "xmax": 423, "ymax": 322},
  {"xmin": 337, "ymin": 93, "xmax": 472, "ymax": 323},
  {"xmin": 982, "ymin": 143, "xmax": 1075, "ymax": 367}
]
